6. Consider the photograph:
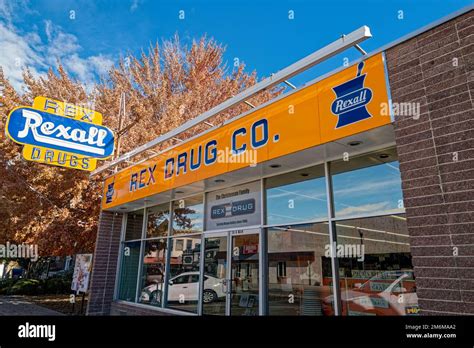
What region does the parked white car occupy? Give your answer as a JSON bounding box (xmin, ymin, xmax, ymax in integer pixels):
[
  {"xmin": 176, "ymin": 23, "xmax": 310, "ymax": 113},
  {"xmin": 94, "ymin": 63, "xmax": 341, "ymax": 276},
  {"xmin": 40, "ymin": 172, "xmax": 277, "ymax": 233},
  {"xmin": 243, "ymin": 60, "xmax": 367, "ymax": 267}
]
[{"xmin": 140, "ymin": 271, "xmax": 225, "ymax": 304}]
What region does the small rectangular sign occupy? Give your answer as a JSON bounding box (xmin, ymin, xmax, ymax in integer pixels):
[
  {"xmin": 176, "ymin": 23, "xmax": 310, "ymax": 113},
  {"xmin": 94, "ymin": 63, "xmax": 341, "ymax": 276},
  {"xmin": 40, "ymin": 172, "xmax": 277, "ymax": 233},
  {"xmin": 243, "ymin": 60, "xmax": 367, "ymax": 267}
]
[
  {"xmin": 71, "ymin": 254, "xmax": 93, "ymax": 293},
  {"xmin": 32, "ymin": 96, "xmax": 103, "ymax": 124},
  {"xmin": 22, "ymin": 145, "xmax": 97, "ymax": 171},
  {"xmin": 205, "ymin": 181, "xmax": 261, "ymax": 230}
]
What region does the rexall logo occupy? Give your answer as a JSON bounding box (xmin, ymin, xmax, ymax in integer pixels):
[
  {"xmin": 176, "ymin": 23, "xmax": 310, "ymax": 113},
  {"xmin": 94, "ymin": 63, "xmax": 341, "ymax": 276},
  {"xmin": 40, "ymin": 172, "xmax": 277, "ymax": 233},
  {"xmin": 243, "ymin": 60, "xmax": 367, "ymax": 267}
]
[
  {"xmin": 6, "ymin": 107, "xmax": 115, "ymax": 158},
  {"xmin": 331, "ymin": 61, "xmax": 373, "ymax": 129}
]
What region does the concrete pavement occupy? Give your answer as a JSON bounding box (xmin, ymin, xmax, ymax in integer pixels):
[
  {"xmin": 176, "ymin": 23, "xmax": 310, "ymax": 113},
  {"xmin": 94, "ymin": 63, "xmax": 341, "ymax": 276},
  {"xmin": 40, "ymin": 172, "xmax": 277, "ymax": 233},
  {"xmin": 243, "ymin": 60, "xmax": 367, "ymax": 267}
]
[{"xmin": 0, "ymin": 296, "xmax": 63, "ymax": 315}]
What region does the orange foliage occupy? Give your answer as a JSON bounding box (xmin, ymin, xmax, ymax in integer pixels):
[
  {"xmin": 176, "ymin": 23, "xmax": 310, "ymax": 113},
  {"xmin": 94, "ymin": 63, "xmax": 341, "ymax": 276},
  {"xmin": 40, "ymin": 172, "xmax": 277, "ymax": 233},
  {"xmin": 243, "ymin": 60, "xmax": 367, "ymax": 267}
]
[{"xmin": 0, "ymin": 35, "xmax": 281, "ymax": 255}]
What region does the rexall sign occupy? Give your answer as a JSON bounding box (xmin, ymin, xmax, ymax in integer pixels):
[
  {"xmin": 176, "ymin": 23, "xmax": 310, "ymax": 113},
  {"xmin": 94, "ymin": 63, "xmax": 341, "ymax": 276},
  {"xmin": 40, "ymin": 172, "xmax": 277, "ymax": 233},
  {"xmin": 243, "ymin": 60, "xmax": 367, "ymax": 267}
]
[
  {"xmin": 5, "ymin": 97, "xmax": 115, "ymax": 171},
  {"xmin": 6, "ymin": 107, "xmax": 114, "ymax": 158}
]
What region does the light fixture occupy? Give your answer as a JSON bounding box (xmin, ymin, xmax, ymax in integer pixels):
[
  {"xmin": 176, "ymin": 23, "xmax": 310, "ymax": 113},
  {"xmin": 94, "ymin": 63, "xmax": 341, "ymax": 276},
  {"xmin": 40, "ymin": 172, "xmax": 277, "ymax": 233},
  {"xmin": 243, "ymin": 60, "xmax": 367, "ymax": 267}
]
[
  {"xmin": 300, "ymin": 173, "xmax": 310, "ymax": 177},
  {"xmin": 214, "ymin": 179, "xmax": 225, "ymax": 183},
  {"xmin": 348, "ymin": 141, "xmax": 362, "ymax": 146},
  {"xmin": 378, "ymin": 154, "xmax": 389, "ymax": 159},
  {"xmin": 270, "ymin": 164, "xmax": 281, "ymax": 168},
  {"xmin": 175, "ymin": 190, "xmax": 184, "ymax": 194}
]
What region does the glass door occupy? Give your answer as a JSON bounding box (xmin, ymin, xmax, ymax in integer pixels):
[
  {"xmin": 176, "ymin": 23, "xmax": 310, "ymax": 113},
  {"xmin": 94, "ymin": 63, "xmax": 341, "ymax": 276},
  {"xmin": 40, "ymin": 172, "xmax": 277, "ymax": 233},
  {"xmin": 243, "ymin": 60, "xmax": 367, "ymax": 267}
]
[
  {"xmin": 229, "ymin": 230, "xmax": 260, "ymax": 316},
  {"xmin": 201, "ymin": 229, "xmax": 261, "ymax": 316},
  {"xmin": 201, "ymin": 233, "xmax": 228, "ymax": 315}
]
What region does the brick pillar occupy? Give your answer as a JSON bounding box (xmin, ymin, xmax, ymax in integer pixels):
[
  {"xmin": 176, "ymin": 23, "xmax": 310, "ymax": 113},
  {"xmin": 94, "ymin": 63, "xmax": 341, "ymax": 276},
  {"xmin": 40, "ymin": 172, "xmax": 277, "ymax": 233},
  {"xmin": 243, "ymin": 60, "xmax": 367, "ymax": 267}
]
[
  {"xmin": 386, "ymin": 10, "xmax": 473, "ymax": 314},
  {"xmin": 87, "ymin": 211, "xmax": 123, "ymax": 315}
]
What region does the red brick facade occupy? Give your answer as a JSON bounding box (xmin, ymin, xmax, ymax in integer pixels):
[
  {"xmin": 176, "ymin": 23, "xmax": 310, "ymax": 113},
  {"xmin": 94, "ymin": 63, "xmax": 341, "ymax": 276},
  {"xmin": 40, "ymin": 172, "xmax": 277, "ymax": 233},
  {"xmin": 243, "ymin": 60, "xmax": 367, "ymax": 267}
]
[
  {"xmin": 87, "ymin": 211, "xmax": 123, "ymax": 315},
  {"xmin": 387, "ymin": 10, "xmax": 473, "ymax": 315}
]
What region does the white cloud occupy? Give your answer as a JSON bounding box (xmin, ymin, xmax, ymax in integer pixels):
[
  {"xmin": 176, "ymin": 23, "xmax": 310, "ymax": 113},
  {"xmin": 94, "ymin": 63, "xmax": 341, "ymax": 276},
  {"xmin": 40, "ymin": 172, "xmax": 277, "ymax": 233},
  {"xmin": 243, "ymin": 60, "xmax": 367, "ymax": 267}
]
[
  {"xmin": 0, "ymin": 13, "xmax": 115, "ymax": 92},
  {"xmin": 336, "ymin": 202, "xmax": 392, "ymax": 217},
  {"xmin": 0, "ymin": 22, "xmax": 45, "ymax": 91},
  {"xmin": 130, "ymin": 0, "xmax": 141, "ymax": 12}
]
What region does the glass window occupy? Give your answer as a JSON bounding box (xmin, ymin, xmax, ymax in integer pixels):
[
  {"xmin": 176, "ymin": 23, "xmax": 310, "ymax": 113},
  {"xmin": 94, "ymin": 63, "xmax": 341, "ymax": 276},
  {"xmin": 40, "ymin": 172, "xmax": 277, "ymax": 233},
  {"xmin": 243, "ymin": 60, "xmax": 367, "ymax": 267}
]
[
  {"xmin": 230, "ymin": 233, "xmax": 260, "ymax": 316},
  {"xmin": 175, "ymin": 239, "xmax": 184, "ymax": 251},
  {"xmin": 202, "ymin": 235, "xmax": 227, "ymax": 316},
  {"xmin": 266, "ymin": 165, "xmax": 327, "ymax": 225},
  {"xmin": 166, "ymin": 235, "xmax": 202, "ymax": 313},
  {"xmin": 331, "ymin": 150, "xmax": 404, "ymax": 218},
  {"xmin": 335, "ymin": 214, "xmax": 418, "ymax": 316},
  {"xmin": 124, "ymin": 210, "xmax": 144, "ymax": 240},
  {"xmin": 146, "ymin": 203, "xmax": 170, "ymax": 238},
  {"xmin": 267, "ymin": 223, "xmax": 335, "ymax": 316},
  {"xmin": 117, "ymin": 241, "xmax": 141, "ymax": 301},
  {"xmin": 138, "ymin": 239, "xmax": 167, "ymax": 307},
  {"xmin": 172, "ymin": 275, "xmax": 190, "ymax": 284},
  {"xmin": 172, "ymin": 195, "xmax": 203, "ymax": 235}
]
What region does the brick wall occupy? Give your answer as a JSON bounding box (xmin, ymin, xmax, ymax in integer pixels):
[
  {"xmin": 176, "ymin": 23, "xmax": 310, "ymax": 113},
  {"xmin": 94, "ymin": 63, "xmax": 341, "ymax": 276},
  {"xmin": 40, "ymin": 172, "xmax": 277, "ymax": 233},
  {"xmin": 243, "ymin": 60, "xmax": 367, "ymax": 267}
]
[
  {"xmin": 86, "ymin": 211, "xmax": 123, "ymax": 315},
  {"xmin": 387, "ymin": 10, "xmax": 473, "ymax": 315}
]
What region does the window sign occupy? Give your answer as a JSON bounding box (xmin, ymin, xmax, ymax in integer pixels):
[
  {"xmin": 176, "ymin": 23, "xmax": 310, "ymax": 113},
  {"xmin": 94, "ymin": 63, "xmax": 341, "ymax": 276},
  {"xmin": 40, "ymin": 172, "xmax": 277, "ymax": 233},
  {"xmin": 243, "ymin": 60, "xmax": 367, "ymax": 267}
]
[{"xmin": 205, "ymin": 181, "xmax": 261, "ymax": 230}]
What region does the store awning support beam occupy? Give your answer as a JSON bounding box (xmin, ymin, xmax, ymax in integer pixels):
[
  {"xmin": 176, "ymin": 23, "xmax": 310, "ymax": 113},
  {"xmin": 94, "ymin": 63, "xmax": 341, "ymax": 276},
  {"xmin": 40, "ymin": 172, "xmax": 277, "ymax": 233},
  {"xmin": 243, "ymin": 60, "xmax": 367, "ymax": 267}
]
[{"xmin": 90, "ymin": 25, "xmax": 372, "ymax": 177}]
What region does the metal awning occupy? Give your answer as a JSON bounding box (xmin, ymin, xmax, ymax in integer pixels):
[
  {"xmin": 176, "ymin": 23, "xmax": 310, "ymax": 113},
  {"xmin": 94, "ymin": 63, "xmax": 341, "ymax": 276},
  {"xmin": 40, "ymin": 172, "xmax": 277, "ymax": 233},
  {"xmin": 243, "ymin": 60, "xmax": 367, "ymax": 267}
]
[{"xmin": 91, "ymin": 26, "xmax": 372, "ymax": 177}]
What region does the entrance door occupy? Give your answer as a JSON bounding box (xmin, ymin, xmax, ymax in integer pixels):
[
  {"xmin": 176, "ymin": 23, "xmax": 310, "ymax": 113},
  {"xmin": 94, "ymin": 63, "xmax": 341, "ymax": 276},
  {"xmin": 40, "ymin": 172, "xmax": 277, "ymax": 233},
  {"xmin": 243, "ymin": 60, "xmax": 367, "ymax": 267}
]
[{"xmin": 201, "ymin": 229, "xmax": 260, "ymax": 316}]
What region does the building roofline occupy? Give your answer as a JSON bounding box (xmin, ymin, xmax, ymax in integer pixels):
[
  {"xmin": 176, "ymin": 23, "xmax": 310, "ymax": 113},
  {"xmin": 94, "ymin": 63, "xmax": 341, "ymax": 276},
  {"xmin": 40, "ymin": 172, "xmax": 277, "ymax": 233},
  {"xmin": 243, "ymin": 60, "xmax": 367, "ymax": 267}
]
[{"xmin": 98, "ymin": 4, "xmax": 473, "ymax": 181}]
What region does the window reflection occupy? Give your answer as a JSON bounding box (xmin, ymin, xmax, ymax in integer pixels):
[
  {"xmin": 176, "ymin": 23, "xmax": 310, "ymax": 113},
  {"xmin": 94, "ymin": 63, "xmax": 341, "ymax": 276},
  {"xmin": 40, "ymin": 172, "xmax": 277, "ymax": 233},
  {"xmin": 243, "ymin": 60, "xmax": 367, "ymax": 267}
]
[
  {"xmin": 268, "ymin": 223, "xmax": 334, "ymax": 315},
  {"xmin": 166, "ymin": 235, "xmax": 202, "ymax": 313},
  {"xmin": 333, "ymin": 215, "xmax": 419, "ymax": 316},
  {"xmin": 266, "ymin": 165, "xmax": 327, "ymax": 225},
  {"xmin": 332, "ymin": 150, "xmax": 404, "ymax": 218},
  {"xmin": 146, "ymin": 203, "xmax": 170, "ymax": 238},
  {"xmin": 124, "ymin": 210, "xmax": 143, "ymax": 240},
  {"xmin": 202, "ymin": 236, "xmax": 227, "ymax": 316},
  {"xmin": 138, "ymin": 239, "xmax": 167, "ymax": 307},
  {"xmin": 172, "ymin": 196, "xmax": 203, "ymax": 235},
  {"xmin": 118, "ymin": 241, "xmax": 141, "ymax": 302}
]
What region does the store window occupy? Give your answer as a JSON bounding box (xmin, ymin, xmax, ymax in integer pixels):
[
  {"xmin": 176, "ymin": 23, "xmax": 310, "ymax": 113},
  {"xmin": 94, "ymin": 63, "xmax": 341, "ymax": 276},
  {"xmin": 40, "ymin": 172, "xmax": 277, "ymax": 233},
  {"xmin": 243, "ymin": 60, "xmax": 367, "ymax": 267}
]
[
  {"xmin": 146, "ymin": 203, "xmax": 170, "ymax": 238},
  {"xmin": 166, "ymin": 234, "xmax": 202, "ymax": 313},
  {"xmin": 334, "ymin": 215, "xmax": 418, "ymax": 316},
  {"xmin": 266, "ymin": 165, "xmax": 327, "ymax": 225},
  {"xmin": 267, "ymin": 223, "xmax": 335, "ymax": 316},
  {"xmin": 138, "ymin": 239, "xmax": 167, "ymax": 307},
  {"xmin": 172, "ymin": 196, "xmax": 203, "ymax": 235},
  {"xmin": 331, "ymin": 150, "xmax": 404, "ymax": 219},
  {"xmin": 175, "ymin": 239, "xmax": 184, "ymax": 251},
  {"xmin": 117, "ymin": 210, "xmax": 144, "ymax": 301},
  {"xmin": 202, "ymin": 235, "xmax": 228, "ymax": 315},
  {"xmin": 117, "ymin": 240, "xmax": 141, "ymax": 302},
  {"xmin": 124, "ymin": 210, "xmax": 144, "ymax": 240}
]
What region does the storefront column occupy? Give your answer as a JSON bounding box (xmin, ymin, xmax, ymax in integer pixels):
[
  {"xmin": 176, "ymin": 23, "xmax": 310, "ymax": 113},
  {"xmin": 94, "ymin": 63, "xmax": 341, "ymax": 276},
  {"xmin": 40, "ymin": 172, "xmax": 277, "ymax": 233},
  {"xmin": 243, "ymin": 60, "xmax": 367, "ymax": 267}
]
[
  {"xmin": 87, "ymin": 211, "xmax": 124, "ymax": 315},
  {"xmin": 388, "ymin": 10, "xmax": 474, "ymax": 315}
]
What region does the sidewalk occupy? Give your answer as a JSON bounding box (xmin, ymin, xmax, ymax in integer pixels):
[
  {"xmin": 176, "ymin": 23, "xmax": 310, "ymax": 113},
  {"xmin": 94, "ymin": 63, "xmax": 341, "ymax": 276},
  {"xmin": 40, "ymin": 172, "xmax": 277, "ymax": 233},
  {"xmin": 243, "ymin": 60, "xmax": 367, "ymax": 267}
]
[{"xmin": 0, "ymin": 296, "xmax": 64, "ymax": 315}]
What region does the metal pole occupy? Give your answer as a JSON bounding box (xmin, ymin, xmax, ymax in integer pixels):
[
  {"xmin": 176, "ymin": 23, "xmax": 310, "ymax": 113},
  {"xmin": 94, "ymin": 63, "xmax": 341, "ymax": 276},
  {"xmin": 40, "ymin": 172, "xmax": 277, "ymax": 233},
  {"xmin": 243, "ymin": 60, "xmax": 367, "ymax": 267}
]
[
  {"xmin": 80, "ymin": 292, "xmax": 86, "ymax": 314},
  {"xmin": 324, "ymin": 161, "xmax": 342, "ymax": 315},
  {"xmin": 114, "ymin": 92, "xmax": 126, "ymax": 161}
]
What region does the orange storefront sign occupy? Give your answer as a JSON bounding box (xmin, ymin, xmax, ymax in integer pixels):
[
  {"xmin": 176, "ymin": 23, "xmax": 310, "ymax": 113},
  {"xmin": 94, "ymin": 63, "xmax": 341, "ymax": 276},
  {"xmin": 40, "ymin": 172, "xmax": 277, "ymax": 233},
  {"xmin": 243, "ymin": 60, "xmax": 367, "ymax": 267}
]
[{"xmin": 102, "ymin": 53, "xmax": 391, "ymax": 209}]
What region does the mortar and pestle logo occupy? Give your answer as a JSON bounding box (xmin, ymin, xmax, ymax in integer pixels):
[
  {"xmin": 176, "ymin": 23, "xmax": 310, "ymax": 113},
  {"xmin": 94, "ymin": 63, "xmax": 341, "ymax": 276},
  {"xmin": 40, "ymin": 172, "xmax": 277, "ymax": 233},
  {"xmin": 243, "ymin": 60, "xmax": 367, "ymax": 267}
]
[
  {"xmin": 106, "ymin": 182, "xmax": 115, "ymax": 203},
  {"xmin": 331, "ymin": 61, "xmax": 373, "ymax": 129}
]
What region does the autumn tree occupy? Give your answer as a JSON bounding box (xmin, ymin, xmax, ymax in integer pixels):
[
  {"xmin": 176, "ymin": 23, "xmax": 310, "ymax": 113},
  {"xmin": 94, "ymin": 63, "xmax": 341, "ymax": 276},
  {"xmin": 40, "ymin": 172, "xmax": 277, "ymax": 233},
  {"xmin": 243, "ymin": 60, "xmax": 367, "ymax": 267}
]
[{"xmin": 0, "ymin": 35, "xmax": 280, "ymax": 256}]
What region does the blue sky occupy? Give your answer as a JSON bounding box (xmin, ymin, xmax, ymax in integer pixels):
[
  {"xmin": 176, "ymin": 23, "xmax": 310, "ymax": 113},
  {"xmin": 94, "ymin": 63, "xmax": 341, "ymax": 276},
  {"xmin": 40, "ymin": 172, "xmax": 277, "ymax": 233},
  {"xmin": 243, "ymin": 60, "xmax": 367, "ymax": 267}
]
[{"xmin": 0, "ymin": 0, "xmax": 471, "ymax": 90}]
